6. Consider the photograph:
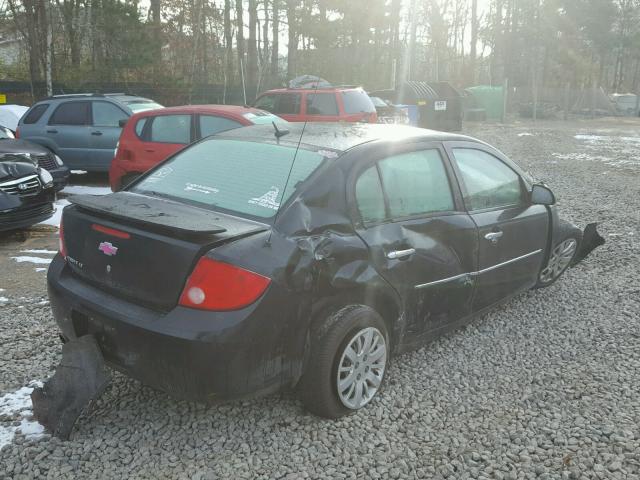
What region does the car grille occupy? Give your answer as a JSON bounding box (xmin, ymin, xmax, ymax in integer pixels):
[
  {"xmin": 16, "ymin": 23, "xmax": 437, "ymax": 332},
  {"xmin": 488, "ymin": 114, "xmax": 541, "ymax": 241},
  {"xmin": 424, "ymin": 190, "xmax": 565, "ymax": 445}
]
[
  {"xmin": 33, "ymin": 153, "xmax": 57, "ymax": 170},
  {"xmin": 1, "ymin": 202, "xmax": 53, "ymax": 223},
  {"xmin": 0, "ymin": 175, "xmax": 42, "ymax": 196}
]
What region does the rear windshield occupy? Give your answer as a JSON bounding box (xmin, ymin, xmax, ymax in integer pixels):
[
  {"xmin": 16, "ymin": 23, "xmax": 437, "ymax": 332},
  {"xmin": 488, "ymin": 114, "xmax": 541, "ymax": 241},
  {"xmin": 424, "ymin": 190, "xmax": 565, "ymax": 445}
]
[
  {"xmin": 342, "ymin": 90, "xmax": 376, "ymax": 114},
  {"xmin": 132, "ymin": 139, "xmax": 326, "ymax": 220},
  {"xmin": 127, "ymin": 101, "xmax": 164, "ymax": 113},
  {"xmin": 243, "ymin": 111, "xmax": 288, "ymax": 125}
]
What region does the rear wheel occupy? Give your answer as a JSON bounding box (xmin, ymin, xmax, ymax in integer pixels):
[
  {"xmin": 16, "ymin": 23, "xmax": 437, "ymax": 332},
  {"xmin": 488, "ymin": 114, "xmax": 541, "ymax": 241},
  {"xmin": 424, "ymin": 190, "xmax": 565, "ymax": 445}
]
[{"xmin": 298, "ymin": 305, "xmax": 389, "ymax": 419}]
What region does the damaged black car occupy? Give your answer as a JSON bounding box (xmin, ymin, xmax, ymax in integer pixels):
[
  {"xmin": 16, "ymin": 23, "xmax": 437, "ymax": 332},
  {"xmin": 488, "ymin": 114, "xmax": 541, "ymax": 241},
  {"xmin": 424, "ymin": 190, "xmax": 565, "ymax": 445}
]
[
  {"xmin": 46, "ymin": 123, "xmax": 603, "ymax": 420},
  {"xmin": 0, "ymin": 159, "xmax": 56, "ymax": 232}
]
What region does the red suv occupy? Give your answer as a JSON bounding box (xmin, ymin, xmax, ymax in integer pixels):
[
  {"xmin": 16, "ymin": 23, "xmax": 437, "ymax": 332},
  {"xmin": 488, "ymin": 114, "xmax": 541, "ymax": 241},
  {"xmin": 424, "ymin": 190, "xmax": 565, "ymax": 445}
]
[
  {"xmin": 109, "ymin": 105, "xmax": 286, "ymax": 191},
  {"xmin": 253, "ymin": 87, "xmax": 377, "ymax": 123}
]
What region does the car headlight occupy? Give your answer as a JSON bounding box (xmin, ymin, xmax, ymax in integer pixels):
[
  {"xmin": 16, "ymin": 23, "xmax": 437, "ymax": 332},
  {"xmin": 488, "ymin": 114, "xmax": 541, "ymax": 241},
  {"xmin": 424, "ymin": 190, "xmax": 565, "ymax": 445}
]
[
  {"xmin": 54, "ymin": 154, "xmax": 64, "ymax": 166},
  {"xmin": 39, "ymin": 168, "xmax": 54, "ymax": 186}
]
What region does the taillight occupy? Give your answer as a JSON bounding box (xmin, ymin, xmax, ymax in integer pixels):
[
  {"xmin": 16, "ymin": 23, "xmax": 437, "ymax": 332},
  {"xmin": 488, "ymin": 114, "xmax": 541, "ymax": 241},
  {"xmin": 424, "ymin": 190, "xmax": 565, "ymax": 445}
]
[
  {"xmin": 179, "ymin": 257, "xmax": 270, "ymax": 311},
  {"xmin": 14, "ymin": 127, "xmax": 20, "ymax": 139},
  {"xmin": 59, "ymin": 217, "xmax": 67, "ymax": 259}
]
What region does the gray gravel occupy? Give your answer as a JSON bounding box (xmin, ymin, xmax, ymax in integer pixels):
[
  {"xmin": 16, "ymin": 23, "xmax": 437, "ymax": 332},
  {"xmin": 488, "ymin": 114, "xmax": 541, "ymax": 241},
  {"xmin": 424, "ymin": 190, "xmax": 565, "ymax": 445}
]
[{"xmin": 1, "ymin": 118, "xmax": 639, "ymax": 479}]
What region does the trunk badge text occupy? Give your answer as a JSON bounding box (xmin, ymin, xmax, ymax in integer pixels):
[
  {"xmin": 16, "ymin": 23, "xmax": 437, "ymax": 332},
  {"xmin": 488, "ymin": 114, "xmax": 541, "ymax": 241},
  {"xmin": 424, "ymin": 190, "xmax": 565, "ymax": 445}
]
[{"xmin": 98, "ymin": 242, "xmax": 118, "ymax": 256}]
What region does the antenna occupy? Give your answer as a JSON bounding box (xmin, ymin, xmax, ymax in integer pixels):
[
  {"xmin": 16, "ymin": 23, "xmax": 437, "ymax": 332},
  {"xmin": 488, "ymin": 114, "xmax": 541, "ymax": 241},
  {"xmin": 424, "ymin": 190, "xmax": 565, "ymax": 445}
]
[
  {"xmin": 272, "ymin": 121, "xmax": 290, "ymax": 139},
  {"xmin": 267, "ymin": 80, "xmax": 320, "ymax": 244}
]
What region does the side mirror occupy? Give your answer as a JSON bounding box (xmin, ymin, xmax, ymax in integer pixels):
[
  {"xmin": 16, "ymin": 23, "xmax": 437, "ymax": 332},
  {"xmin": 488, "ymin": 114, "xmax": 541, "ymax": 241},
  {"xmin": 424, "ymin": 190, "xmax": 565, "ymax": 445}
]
[
  {"xmin": 118, "ymin": 118, "xmax": 128, "ymax": 128},
  {"xmin": 531, "ymin": 184, "xmax": 556, "ymax": 206}
]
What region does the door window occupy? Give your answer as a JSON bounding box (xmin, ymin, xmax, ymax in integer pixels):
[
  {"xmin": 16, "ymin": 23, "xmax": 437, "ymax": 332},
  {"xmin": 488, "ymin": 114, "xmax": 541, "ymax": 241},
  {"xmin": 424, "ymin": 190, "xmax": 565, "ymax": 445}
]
[
  {"xmin": 355, "ymin": 165, "xmax": 387, "ymax": 224},
  {"xmin": 150, "ymin": 115, "xmax": 191, "ymax": 144},
  {"xmin": 199, "ymin": 115, "xmax": 243, "ymax": 138},
  {"xmin": 254, "ymin": 95, "xmax": 277, "ymax": 113},
  {"xmin": 341, "ymin": 90, "xmax": 376, "ymax": 114},
  {"xmin": 306, "ymin": 93, "xmax": 339, "ymax": 115},
  {"xmin": 275, "ymin": 94, "xmax": 301, "ymax": 115},
  {"xmin": 92, "ymin": 102, "xmax": 128, "ymax": 127},
  {"xmin": 452, "ymin": 148, "xmax": 524, "ymax": 211},
  {"xmin": 23, "ymin": 104, "xmax": 49, "ymax": 124},
  {"xmin": 49, "ymin": 102, "xmax": 91, "ymax": 125},
  {"xmin": 378, "ymin": 150, "xmax": 454, "ymax": 218}
]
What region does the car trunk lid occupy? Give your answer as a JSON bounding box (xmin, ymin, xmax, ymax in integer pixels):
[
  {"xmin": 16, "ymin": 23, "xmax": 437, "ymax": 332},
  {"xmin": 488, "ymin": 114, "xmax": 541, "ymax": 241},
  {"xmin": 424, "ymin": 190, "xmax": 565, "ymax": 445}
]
[{"xmin": 63, "ymin": 192, "xmax": 268, "ymax": 310}]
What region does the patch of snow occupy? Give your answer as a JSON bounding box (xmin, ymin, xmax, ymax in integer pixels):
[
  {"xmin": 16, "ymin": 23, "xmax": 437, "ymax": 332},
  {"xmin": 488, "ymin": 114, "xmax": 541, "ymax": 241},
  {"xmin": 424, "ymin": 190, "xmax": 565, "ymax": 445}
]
[
  {"xmin": 0, "ymin": 288, "xmax": 4, "ymax": 291},
  {"xmin": 39, "ymin": 198, "xmax": 70, "ymax": 228},
  {"xmin": 36, "ymin": 300, "xmax": 49, "ymax": 305},
  {"xmin": 0, "ymin": 382, "xmax": 46, "ymax": 448},
  {"xmin": 517, "ymin": 132, "xmax": 534, "ymax": 137},
  {"xmin": 35, "ymin": 268, "xmax": 47, "ymax": 273},
  {"xmin": 21, "ymin": 249, "xmax": 57, "ymax": 255},
  {"xmin": 62, "ymin": 185, "xmax": 111, "ymax": 196},
  {"xmin": 70, "ymin": 170, "xmax": 87, "ymax": 174},
  {"xmin": 0, "ymin": 297, "xmax": 8, "ymax": 302},
  {"xmin": 11, "ymin": 256, "xmax": 53, "ymax": 265}
]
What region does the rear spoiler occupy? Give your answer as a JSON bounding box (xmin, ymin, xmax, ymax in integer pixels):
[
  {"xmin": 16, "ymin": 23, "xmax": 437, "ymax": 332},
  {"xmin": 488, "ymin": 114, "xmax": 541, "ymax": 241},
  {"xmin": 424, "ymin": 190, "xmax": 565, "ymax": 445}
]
[{"xmin": 69, "ymin": 192, "xmax": 233, "ymax": 236}]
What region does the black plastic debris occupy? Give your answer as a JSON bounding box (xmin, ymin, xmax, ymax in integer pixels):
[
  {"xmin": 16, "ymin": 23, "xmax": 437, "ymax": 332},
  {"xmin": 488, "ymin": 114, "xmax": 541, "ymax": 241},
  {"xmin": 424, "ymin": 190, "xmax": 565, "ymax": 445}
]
[
  {"xmin": 31, "ymin": 335, "xmax": 111, "ymax": 440},
  {"xmin": 573, "ymin": 223, "xmax": 606, "ymax": 266}
]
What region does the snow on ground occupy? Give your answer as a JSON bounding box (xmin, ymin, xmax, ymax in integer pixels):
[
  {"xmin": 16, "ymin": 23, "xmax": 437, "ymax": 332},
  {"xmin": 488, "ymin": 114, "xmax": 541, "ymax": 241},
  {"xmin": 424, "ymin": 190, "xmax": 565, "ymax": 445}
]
[
  {"xmin": 552, "ymin": 132, "xmax": 640, "ymax": 169},
  {"xmin": 517, "ymin": 132, "xmax": 534, "ymax": 137},
  {"xmin": 70, "ymin": 170, "xmax": 87, "ymax": 175},
  {"xmin": 35, "ymin": 268, "xmax": 47, "ymax": 273},
  {"xmin": 0, "ymin": 382, "xmax": 46, "ymax": 449},
  {"xmin": 0, "ymin": 297, "xmax": 7, "ymax": 302},
  {"xmin": 39, "ymin": 198, "xmax": 70, "ymax": 228},
  {"xmin": 20, "ymin": 249, "xmax": 57, "ymax": 255},
  {"xmin": 11, "ymin": 256, "xmax": 53, "ymax": 265},
  {"xmin": 61, "ymin": 185, "xmax": 111, "ymax": 196}
]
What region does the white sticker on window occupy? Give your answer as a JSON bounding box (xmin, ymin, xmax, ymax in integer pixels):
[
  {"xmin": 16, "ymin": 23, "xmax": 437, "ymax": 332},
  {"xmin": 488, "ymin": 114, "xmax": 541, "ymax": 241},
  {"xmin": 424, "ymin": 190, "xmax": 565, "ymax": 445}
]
[
  {"xmin": 184, "ymin": 183, "xmax": 220, "ymax": 194},
  {"xmin": 248, "ymin": 186, "xmax": 281, "ymax": 210},
  {"xmin": 317, "ymin": 149, "xmax": 339, "ymax": 159}
]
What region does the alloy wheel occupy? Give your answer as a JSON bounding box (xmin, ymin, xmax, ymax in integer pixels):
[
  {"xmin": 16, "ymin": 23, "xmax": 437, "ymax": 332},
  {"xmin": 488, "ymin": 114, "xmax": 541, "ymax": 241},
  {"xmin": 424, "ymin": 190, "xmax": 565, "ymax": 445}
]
[
  {"xmin": 336, "ymin": 327, "xmax": 387, "ymax": 410},
  {"xmin": 539, "ymin": 238, "xmax": 578, "ymax": 284}
]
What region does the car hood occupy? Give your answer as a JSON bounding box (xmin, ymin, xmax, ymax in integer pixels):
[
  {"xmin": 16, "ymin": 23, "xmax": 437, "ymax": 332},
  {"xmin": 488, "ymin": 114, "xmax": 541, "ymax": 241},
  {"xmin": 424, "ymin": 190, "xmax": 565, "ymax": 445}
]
[
  {"xmin": 0, "ymin": 160, "xmax": 39, "ymax": 182},
  {"xmin": 0, "ymin": 138, "xmax": 50, "ymax": 157}
]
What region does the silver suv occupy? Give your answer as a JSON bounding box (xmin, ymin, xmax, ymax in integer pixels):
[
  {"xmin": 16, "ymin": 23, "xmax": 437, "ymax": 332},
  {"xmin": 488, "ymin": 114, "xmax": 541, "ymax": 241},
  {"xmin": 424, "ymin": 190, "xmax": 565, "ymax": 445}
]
[{"xmin": 17, "ymin": 94, "xmax": 162, "ymax": 172}]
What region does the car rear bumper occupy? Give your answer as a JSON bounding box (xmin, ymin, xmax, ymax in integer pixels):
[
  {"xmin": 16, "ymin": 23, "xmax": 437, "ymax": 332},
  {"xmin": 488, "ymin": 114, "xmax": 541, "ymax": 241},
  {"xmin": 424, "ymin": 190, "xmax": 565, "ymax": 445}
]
[{"xmin": 46, "ymin": 255, "xmax": 304, "ymax": 401}]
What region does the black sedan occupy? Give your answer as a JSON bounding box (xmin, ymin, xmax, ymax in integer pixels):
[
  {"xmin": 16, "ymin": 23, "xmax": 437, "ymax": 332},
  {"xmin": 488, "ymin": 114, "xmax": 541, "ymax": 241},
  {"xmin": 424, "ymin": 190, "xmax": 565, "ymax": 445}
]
[
  {"xmin": 47, "ymin": 124, "xmax": 602, "ymax": 418},
  {"xmin": 1, "ymin": 125, "xmax": 70, "ymax": 191},
  {"xmin": 1, "ymin": 160, "xmax": 56, "ymax": 231}
]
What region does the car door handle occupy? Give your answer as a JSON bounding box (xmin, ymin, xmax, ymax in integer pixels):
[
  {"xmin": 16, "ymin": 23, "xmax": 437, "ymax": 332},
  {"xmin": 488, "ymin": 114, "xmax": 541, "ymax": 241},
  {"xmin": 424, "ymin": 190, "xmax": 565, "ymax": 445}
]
[
  {"xmin": 484, "ymin": 231, "xmax": 504, "ymax": 244},
  {"xmin": 91, "ymin": 131, "xmax": 103, "ymax": 136},
  {"xmin": 46, "ymin": 129, "xmax": 58, "ymax": 134},
  {"xmin": 387, "ymin": 248, "xmax": 416, "ymax": 260}
]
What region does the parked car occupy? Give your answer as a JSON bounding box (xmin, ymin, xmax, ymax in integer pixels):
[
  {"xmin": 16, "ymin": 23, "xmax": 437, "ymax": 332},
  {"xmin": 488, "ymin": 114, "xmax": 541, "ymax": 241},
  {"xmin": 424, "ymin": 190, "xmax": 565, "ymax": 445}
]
[
  {"xmin": 369, "ymin": 96, "xmax": 410, "ymax": 124},
  {"xmin": 253, "ymin": 86, "xmax": 378, "ymax": 123},
  {"xmin": 1, "ymin": 124, "xmax": 70, "ymax": 191},
  {"xmin": 48, "ymin": 123, "xmax": 601, "ymax": 418},
  {"xmin": 109, "ymin": 105, "xmax": 288, "ymax": 191},
  {"xmin": 0, "ymin": 104, "xmax": 28, "ymax": 131},
  {"xmin": 0, "ymin": 158, "xmax": 55, "ymax": 232},
  {"xmin": 16, "ymin": 93, "xmax": 163, "ymax": 172}
]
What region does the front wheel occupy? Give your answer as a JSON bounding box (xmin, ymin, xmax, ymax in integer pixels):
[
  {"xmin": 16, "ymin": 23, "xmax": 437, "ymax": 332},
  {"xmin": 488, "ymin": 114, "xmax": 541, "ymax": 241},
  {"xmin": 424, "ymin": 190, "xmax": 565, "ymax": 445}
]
[
  {"xmin": 298, "ymin": 306, "xmax": 389, "ymax": 419},
  {"xmin": 536, "ymin": 235, "xmax": 580, "ymax": 288}
]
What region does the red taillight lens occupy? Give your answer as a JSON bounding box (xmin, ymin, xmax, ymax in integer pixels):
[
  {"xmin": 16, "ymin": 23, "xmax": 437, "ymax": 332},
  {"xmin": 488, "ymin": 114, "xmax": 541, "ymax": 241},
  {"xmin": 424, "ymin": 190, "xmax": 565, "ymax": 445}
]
[
  {"xmin": 179, "ymin": 257, "xmax": 270, "ymax": 311},
  {"xmin": 14, "ymin": 127, "xmax": 20, "ymax": 139},
  {"xmin": 92, "ymin": 224, "xmax": 131, "ymax": 239},
  {"xmin": 59, "ymin": 218, "xmax": 67, "ymax": 259}
]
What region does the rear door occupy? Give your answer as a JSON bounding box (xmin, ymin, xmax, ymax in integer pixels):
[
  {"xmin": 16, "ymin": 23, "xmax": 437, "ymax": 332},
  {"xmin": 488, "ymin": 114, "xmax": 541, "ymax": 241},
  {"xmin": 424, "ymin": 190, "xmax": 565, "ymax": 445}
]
[
  {"xmin": 351, "ymin": 143, "xmax": 478, "ymax": 342},
  {"xmin": 135, "ymin": 113, "xmax": 193, "ymax": 169},
  {"xmin": 90, "ymin": 101, "xmax": 130, "ymax": 170},
  {"xmin": 446, "ymin": 143, "xmax": 549, "ymax": 311},
  {"xmin": 196, "ymin": 114, "xmax": 244, "ymax": 139},
  {"xmin": 47, "ymin": 101, "xmax": 92, "ymax": 168}
]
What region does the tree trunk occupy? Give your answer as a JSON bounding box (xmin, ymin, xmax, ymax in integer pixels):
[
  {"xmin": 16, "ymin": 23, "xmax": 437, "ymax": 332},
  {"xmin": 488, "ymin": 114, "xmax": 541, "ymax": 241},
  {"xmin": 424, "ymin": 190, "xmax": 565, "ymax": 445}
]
[
  {"xmin": 271, "ymin": 0, "xmax": 279, "ymax": 82},
  {"xmin": 286, "ymin": 0, "xmax": 296, "ymax": 78},
  {"xmin": 150, "ymin": 0, "xmax": 162, "ymax": 79},
  {"xmin": 224, "ymin": 0, "xmax": 234, "ymax": 86},
  {"xmin": 247, "ymin": 0, "xmax": 258, "ymax": 91},
  {"xmin": 469, "ymin": 0, "xmax": 478, "ymax": 85},
  {"xmin": 235, "ymin": 0, "xmax": 245, "ymax": 83}
]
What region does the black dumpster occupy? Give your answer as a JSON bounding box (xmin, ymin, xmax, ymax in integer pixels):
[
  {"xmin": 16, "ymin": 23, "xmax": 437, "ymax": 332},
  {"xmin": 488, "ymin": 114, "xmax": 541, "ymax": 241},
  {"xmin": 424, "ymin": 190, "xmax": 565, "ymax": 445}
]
[{"xmin": 370, "ymin": 81, "xmax": 463, "ymax": 131}]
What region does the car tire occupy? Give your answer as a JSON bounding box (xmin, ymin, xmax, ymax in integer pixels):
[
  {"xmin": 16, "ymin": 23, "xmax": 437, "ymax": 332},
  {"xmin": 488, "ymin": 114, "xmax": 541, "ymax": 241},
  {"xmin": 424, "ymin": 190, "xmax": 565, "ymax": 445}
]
[
  {"xmin": 119, "ymin": 173, "xmax": 141, "ymax": 191},
  {"xmin": 535, "ymin": 223, "xmax": 582, "ymax": 289},
  {"xmin": 298, "ymin": 305, "xmax": 389, "ymax": 419}
]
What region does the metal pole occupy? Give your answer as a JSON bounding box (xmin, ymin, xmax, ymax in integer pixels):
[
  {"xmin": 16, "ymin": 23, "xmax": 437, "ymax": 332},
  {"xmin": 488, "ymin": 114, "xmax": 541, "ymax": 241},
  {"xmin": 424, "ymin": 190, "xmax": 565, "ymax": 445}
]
[
  {"xmin": 502, "ymin": 77, "xmax": 509, "ymax": 124},
  {"xmin": 241, "ymin": 59, "xmax": 247, "ymax": 106}
]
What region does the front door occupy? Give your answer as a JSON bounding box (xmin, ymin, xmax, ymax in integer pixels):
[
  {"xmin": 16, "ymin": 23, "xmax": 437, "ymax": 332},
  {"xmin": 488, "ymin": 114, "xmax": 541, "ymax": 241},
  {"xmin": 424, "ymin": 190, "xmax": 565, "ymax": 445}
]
[
  {"xmin": 46, "ymin": 101, "xmax": 92, "ymax": 169},
  {"xmin": 446, "ymin": 144, "xmax": 549, "ymax": 311},
  {"xmin": 352, "ymin": 145, "xmax": 478, "ymax": 344},
  {"xmin": 90, "ymin": 101, "xmax": 130, "ymax": 171}
]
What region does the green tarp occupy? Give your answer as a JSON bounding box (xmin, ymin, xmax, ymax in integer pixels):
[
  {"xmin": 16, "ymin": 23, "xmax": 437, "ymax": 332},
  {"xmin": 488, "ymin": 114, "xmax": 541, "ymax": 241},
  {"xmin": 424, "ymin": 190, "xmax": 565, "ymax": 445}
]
[{"xmin": 466, "ymin": 86, "xmax": 504, "ymax": 120}]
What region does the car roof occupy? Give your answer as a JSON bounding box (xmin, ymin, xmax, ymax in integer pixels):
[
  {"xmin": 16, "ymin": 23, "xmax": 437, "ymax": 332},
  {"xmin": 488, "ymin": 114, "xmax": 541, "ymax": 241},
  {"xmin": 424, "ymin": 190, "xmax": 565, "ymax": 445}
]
[
  {"xmin": 259, "ymin": 87, "xmax": 364, "ymax": 95},
  {"xmin": 216, "ymin": 123, "xmax": 478, "ymax": 153},
  {"xmin": 132, "ymin": 104, "xmax": 262, "ymax": 117}
]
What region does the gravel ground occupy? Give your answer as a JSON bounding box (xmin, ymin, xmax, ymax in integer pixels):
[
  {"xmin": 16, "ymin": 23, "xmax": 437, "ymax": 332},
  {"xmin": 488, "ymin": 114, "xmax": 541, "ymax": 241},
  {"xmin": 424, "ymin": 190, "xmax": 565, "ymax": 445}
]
[{"xmin": 0, "ymin": 118, "xmax": 639, "ymax": 479}]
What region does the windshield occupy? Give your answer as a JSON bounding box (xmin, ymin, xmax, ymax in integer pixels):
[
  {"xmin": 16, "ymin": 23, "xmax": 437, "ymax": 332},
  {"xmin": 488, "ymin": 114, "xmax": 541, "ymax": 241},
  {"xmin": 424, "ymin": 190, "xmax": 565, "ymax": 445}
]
[
  {"xmin": 342, "ymin": 90, "xmax": 376, "ymax": 114},
  {"xmin": 132, "ymin": 139, "xmax": 326, "ymax": 219},
  {"xmin": 243, "ymin": 111, "xmax": 289, "ymax": 126},
  {"xmin": 127, "ymin": 102, "xmax": 164, "ymax": 113}
]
